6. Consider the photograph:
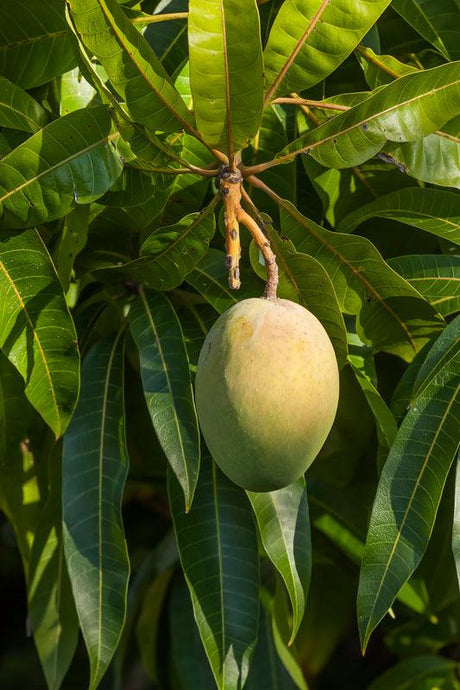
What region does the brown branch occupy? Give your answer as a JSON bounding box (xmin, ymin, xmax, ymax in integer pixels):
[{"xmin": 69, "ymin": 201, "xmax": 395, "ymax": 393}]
[
  {"xmin": 131, "ymin": 12, "xmax": 188, "ymax": 25},
  {"xmin": 271, "ymin": 97, "xmax": 350, "ymax": 112}
]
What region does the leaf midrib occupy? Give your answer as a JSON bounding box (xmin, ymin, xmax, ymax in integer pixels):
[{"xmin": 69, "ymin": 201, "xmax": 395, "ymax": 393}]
[
  {"xmin": 0, "ymin": 131, "xmax": 119, "ymax": 204},
  {"xmin": 0, "ymin": 248, "xmax": 60, "ymax": 434},
  {"xmin": 363, "ymin": 377, "xmax": 460, "ymax": 647}
]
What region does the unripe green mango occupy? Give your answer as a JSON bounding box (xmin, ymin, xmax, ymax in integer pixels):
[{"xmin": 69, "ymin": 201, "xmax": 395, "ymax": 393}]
[{"xmin": 195, "ymin": 298, "xmax": 340, "ymax": 492}]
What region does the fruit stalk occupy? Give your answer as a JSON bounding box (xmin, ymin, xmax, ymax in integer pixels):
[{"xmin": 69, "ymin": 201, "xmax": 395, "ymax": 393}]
[{"xmin": 217, "ymin": 167, "xmax": 279, "ymax": 299}]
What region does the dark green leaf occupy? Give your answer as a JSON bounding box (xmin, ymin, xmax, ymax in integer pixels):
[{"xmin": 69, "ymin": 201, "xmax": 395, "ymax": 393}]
[
  {"xmin": 0, "ymin": 106, "xmax": 123, "ymax": 230},
  {"xmin": 0, "ymin": 76, "xmax": 48, "ymax": 133},
  {"xmin": 247, "ymin": 479, "xmax": 311, "ymax": 644},
  {"xmin": 188, "ymin": 0, "xmax": 264, "ymax": 153},
  {"xmin": 392, "ymin": 0, "xmax": 460, "ymax": 60},
  {"xmin": 53, "ymin": 205, "xmax": 90, "ymax": 293},
  {"xmin": 368, "ymin": 654, "xmax": 459, "ymax": 690},
  {"xmin": 63, "ymin": 333, "xmax": 130, "ymax": 690},
  {"xmin": 281, "ymin": 63, "xmax": 460, "ymax": 168},
  {"xmin": 277, "ymin": 199, "xmax": 443, "ymax": 360},
  {"xmin": 102, "ymin": 200, "xmax": 217, "ymax": 291},
  {"xmin": 67, "ymin": 0, "xmax": 194, "ymax": 134},
  {"xmin": 263, "ymin": 0, "xmax": 391, "ymax": 98},
  {"xmin": 338, "ymin": 188, "xmax": 460, "ymax": 244},
  {"xmin": 28, "ymin": 446, "xmax": 79, "ymax": 690},
  {"xmin": 169, "ymin": 457, "xmax": 259, "ymax": 690},
  {"xmin": 0, "ymin": 0, "xmax": 77, "ymax": 89},
  {"xmin": 187, "ymin": 248, "xmax": 263, "ymax": 314},
  {"xmin": 0, "ymin": 229, "xmax": 79, "ymax": 437},
  {"xmin": 388, "ymin": 255, "xmax": 460, "ymax": 317},
  {"xmin": 129, "ymin": 290, "xmax": 200, "ymax": 511},
  {"xmin": 357, "ymin": 317, "xmax": 460, "ymax": 651},
  {"xmin": 453, "ymin": 454, "xmax": 460, "ymax": 590}
]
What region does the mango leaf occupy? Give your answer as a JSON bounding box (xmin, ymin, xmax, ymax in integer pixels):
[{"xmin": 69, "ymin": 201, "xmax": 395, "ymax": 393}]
[
  {"xmin": 271, "ymin": 581, "xmax": 309, "ymax": 690},
  {"xmin": 169, "ymin": 456, "xmax": 259, "ymax": 690},
  {"xmin": 368, "ymin": 654, "xmax": 459, "ymax": 690},
  {"xmin": 357, "ymin": 316, "xmax": 460, "ymax": 651},
  {"xmin": 53, "ymin": 204, "xmax": 90, "ymax": 293},
  {"xmin": 0, "ymin": 0, "xmax": 77, "ymax": 89},
  {"xmin": 348, "ymin": 332, "xmax": 398, "ymax": 451},
  {"xmin": 338, "ymin": 188, "xmax": 460, "ymax": 244},
  {"xmin": 188, "ymin": 0, "xmax": 264, "ymax": 153},
  {"xmin": 187, "ymin": 248, "xmax": 263, "ymax": 314},
  {"xmin": 392, "ymin": 0, "xmax": 460, "ymax": 60},
  {"xmin": 388, "ymin": 255, "xmax": 460, "ymax": 317},
  {"xmin": 0, "ymin": 352, "xmax": 41, "ymax": 573},
  {"xmin": 169, "ymin": 576, "xmax": 216, "ymax": 690},
  {"xmin": 356, "ymin": 45, "xmax": 419, "ymax": 89},
  {"xmin": 129, "ymin": 290, "xmax": 200, "ymax": 511},
  {"xmin": 276, "ymin": 198, "xmax": 443, "ymax": 361},
  {"xmin": 143, "ymin": 0, "xmax": 188, "ymax": 75},
  {"xmin": 383, "ymin": 120, "xmax": 460, "ymax": 189},
  {"xmin": 0, "ymin": 76, "xmax": 48, "ymax": 133},
  {"xmin": 280, "ymin": 62, "xmax": 460, "ymax": 168},
  {"xmin": 67, "ymin": 0, "xmax": 194, "ymax": 135},
  {"xmin": 453, "ymin": 454, "xmax": 460, "ymax": 589},
  {"xmin": 28, "ymin": 446, "xmax": 79, "ymax": 690},
  {"xmin": 135, "ymin": 569, "xmax": 174, "ymax": 683},
  {"xmin": 60, "ymin": 67, "xmax": 98, "ymax": 115},
  {"xmin": 100, "ymin": 200, "xmax": 217, "ymax": 291},
  {"xmin": 63, "ymin": 333, "xmax": 130, "ymax": 690},
  {"xmin": 0, "ymin": 229, "xmax": 79, "ymax": 437},
  {"xmin": 263, "ymin": 0, "xmax": 391, "ymax": 99},
  {"xmin": 0, "ymin": 106, "xmax": 123, "ymax": 230},
  {"xmin": 247, "ymin": 479, "xmax": 311, "ymax": 645},
  {"xmin": 249, "ymin": 226, "xmax": 348, "ymax": 369}
]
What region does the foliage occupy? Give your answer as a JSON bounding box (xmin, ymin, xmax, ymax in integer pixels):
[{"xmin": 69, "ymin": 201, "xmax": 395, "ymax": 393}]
[{"xmin": 0, "ymin": 1, "xmax": 459, "ymax": 688}]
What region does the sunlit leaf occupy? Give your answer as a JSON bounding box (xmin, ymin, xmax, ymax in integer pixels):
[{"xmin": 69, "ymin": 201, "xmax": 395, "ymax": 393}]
[
  {"xmin": 0, "ymin": 106, "xmax": 123, "ymax": 230},
  {"xmin": 0, "ymin": 229, "xmax": 80, "ymax": 437},
  {"xmin": 188, "ymin": 0, "xmax": 263, "ymax": 152},
  {"xmin": 67, "ymin": 0, "xmax": 194, "ymax": 134},
  {"xmin": 263, "ymin": 0, "xmax": 391, "ymax": 98}
]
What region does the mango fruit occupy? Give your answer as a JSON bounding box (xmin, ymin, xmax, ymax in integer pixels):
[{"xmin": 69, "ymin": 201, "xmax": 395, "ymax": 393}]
[{"xmin": 195, "ymin": 298, "xmax": 340, "ymax": 491}]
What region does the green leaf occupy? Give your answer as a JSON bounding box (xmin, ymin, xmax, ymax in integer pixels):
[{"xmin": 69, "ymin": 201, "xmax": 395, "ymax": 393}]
[
  {"xmin": 169, "ymin": 575, "xmax": 216, "ymax": 690},
  {"xmin": 263, "ymin": 0, "xmax": 391, "ymax": 99},
  {"xmin": 53, "ymin": 205, "xmax": 90, "ymax": 293},
  {"xmin": 67, "ymin": 0, "xmax": 194, "ymax": 135},
  {"xmin": 129, "ymin": 290, "xmax": 200, "ymax": 511},
  {"xmin": 249, "ymin": 223, "xmax": 348, "ymax": 369},
  {"xmin": 356, "ymin": 45, "xmax": 419, "ymax": 89},
  {"xmin": 368, "ymin": 654, "xmax": 459, "ymax": 690},
  {"xmin": 0, "ymin": 0, "xmax": 77, "ymax": 89},
  {"xmin": 0, "ymin": 106, "xmax": 123, "ymax": 230},
  {"xmin": 247, "ymin": 479, "xmax": 311, "ymax": 645},
  {"xmin": 188, "ymin": 0, "xmax": 264, "ymax": 153},
  {"xmin": 392, "ymin": 0, "xmax": 460, "ymax": 60},
  {"xmin": 0, "ymin": 351, "xmax": 41, "ymax": 572},
  {"xmin": 169, "ymin": 456, "xmax": 260, "ymax": 690},
  {"xmin": 388, "ymin": 255, "xmax": 460, "ymax": 317},
  {"xmin": 0, "ymin": 76, "xmax": 48, "ymax": 133},
  {"xmin": 453, "ymin": 454, "xmax": 460, "ymax": 590},
  {"xmin": 348, "ymin": 333, "xmax": 398, "ymax": 451},
  {"xmin": 277, "ymin": 198, "xmax": 443, "ymax": 361},
  {"xmin": 338, "ymin": 188, "xmax": 460, "ymax": 244},
  {"xmin": 136, "ymin": 569, "xmax": 174, "ymax": 683},
  {"xmin": 102, "ymin": 200, "xmax": 217, "ymax": 291},
  {"xmin": 281, "ymin": 62, "xmax": 460, "ymax": 168},
  {"xmin": 357, "ymin": 317, "xmax": 460, "ymax": 651},
  {"xmin": 28, "ymin": 445, "xmax": 79, "ymax": 690},
  {"xmin": 63, "ymin": 333, "xmax": 130, "ymax": 690},
  {"xmin": 60, "ymin": 68, "xmax": 99, "ymax": 116},
  {"xmin": 246, "ymin": 602, "xmax": 299, "ymax": 690},
  {"xmin": 187, "ymin": 248, "xmax": 263, "ymax": 314},
  {"xmin": 0, "ymin": 229, "xmax": 80, "ymax": 437}
]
